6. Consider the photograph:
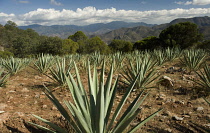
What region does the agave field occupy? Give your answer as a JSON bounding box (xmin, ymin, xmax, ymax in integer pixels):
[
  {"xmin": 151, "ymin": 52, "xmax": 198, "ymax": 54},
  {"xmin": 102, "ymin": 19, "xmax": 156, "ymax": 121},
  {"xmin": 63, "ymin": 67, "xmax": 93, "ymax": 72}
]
[{"xmin": 0, "ymin": 48, "xmax": 210, "ymax": 133}]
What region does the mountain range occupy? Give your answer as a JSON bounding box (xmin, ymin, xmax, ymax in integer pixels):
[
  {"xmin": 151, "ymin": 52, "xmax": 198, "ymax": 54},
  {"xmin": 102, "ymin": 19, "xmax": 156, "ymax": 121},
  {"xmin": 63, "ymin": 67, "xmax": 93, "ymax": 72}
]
[
  {"xmin": 19, "ymin": 16, "xmax": 210, "ymax": 43},
  {"xmin": 19, "ymin": 21, "xmax": 155, "ymax": 39},
  {"xmin": 98, "ymin": 16, "xmax": 210, "ymax": 43}
]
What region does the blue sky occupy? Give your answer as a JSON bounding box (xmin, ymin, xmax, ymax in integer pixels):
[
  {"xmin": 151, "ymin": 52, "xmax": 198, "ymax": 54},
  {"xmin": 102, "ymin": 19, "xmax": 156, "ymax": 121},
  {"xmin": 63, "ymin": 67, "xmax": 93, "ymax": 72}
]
[{"xmin": 1, "ymin": 0, "xmax": 210, "ymax": 26}]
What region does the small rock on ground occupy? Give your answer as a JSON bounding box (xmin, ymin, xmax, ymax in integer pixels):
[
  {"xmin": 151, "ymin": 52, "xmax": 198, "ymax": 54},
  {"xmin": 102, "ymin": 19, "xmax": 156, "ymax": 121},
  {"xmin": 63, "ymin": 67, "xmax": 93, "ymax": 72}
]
[{"xmin": 173, "ymin": 115, "xmax": 184, "ymax": 121}]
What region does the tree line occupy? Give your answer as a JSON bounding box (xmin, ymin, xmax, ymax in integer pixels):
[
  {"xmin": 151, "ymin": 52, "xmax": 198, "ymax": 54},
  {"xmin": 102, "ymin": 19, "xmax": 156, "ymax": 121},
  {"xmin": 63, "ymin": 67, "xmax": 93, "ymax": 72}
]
[{"xmin": 0, "ymin": 20, "xmax": 209, "ymax": 58}]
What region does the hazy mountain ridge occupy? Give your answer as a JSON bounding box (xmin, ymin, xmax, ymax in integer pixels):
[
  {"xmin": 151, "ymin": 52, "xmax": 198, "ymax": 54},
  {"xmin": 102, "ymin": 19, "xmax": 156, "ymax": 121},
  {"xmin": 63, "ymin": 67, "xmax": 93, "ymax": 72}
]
[
  {"xmin": 99, "ymin": 16, "xmax": 210, "ymax": 43},
  {"xmin": 18, "ymin": 16, "xmax": 210, "ymax": 43},
  {"xmin": 98, "ymin": 26, "xmax": 161, "ymax": 43},
  {"xmin": 18, "ymin": 21, "xmax": 155, "ymax": 39},
  {"xmin": 169, "ymin": 16, "xmax": 210, "ymax": 26}
]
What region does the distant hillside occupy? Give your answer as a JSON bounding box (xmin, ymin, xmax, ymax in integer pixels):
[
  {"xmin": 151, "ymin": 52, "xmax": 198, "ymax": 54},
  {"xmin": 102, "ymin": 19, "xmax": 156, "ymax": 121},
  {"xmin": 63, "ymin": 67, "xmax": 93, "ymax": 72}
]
[
  {"xmin": 98, "ymin": 25, "xmax": 166, "ymax": 43},
  {"xmin": 18, "ymin": 16, "xmax": 210, "ymax": 43},
  {"xmin": 169, "ymin": 16, "xmax": 210, "ymax": 40},
  {"xmin": 18, "ymin": 21, "xmax": 155, "ymax": 39},
  {"xmin": 169, "ymin": 16, "xmax": 210, "ymax": 26},
  {"xmin": 99, "ymin": 16, "xmax": 210, "ymax": 43}
]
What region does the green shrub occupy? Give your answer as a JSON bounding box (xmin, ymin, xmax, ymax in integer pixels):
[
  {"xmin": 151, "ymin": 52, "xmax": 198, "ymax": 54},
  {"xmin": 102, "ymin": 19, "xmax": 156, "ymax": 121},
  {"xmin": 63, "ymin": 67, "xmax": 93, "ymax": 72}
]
[{"xmin": 0, "ymin": 51, "xmax": 13, "ymax": 58}]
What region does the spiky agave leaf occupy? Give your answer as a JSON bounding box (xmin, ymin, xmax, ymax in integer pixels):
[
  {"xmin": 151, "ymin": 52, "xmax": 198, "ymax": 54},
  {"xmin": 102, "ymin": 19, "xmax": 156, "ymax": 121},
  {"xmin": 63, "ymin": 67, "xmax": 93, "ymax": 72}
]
[
  {"xmin": 28, "ymin": 60, "xmax": 162, "ymax": 133},
  {"xmin": 33, "ymin": 54, "xmax": 55, "ymax": 74},
  {"xmin": 0, "ymin": 69, "xmax": 10, "ymax": 87},
  {"xmin": 192, "ymin": 64, "xmax": 210, "ymax": 95},
  {"xmin": 164, "ymin": 47, "xmax": 182, "ymax": 62},
  {"xmin": 28, "ymin": 86, "xmax": 82, "ymax": 133},
  {"xmin": 110, "ymin": 52, "xmax": 125, "ymax": 73},
  {"xmin": 48, "ymin": 58, "xmax": 73, "ymax": 86},
  {"xmin": 28, "ymin": 114, "xmax": 68, "ymax": 133},
  {"xmin": 1, "ymin": 57, "xmax": 29, "ymax": 75},
  {"xmin": 122, "ymin": 55, "xmax": 158, "ymax": 91},
  {"xmin": 180, "ymin": 49, "xmax": 207, "ymax": 73},
  {"xmin": 152, "ymin": 49, "xmax": 168, "ymax": 66}
]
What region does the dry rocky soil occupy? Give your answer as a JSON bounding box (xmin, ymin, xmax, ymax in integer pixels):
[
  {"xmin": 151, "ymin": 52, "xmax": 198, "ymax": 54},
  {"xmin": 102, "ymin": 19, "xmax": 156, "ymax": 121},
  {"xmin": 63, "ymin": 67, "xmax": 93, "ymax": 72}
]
[{"xmin": 0, "ymin": 61, "xmax": 210, "ymax": 133}]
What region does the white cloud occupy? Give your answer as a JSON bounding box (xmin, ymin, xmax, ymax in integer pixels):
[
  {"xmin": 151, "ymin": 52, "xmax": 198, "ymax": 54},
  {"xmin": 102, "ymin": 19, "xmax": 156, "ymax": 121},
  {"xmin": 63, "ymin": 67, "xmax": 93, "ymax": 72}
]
[
  {"xmin": 175, "ymin": 1, "xmax": 192, "ymax": 5},
  {"xmin": 0, "ymin": 12, "xmax": 16, "ymax": 24},
  {"xmin": 50, "ymin": 0, "xmax": 62, "ymax": 6},
  {"xmin": 175, "ymin": 0, "xmax": 210, "ymax": 5},
  {"xmin": 19, "ymin": 1, "xmax": 29, "ymax": 4},
  {"xmin": 185, "ymin": 1, "xmax": 193, "ymax": 5},
  {"xmin": 141, "ymin": 1, "xmax": 146, "ymax": 4},
  {"xmin": 175, "ymin": 1, "xmax": 182, "ymax": 5},
  {"xmin": 1, "ymin": 7, "xmax": 210, "ymax": 26},
  {"xmin": 193, "ymin": 0, "xmax": 210, "ymax": 5}
]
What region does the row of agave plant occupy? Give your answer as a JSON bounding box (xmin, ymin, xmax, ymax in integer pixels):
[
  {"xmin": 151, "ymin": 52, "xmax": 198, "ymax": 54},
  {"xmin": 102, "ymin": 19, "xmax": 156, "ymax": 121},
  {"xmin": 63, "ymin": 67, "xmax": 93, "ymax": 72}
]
[
  {"xmin": 0, "ymin": 48, "xmax": 209, "ymax": 88},
  {"xmin": 0, "ymin": 48, "xmax": 209, "ymax": 132}
]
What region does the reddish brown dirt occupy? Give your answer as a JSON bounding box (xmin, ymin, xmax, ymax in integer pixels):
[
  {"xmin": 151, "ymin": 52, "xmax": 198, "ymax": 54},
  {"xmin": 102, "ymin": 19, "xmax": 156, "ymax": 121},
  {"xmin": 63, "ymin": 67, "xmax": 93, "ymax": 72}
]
[{"xmin": 0, "ymin": 63, "xmax": 209, "ymax": 133}]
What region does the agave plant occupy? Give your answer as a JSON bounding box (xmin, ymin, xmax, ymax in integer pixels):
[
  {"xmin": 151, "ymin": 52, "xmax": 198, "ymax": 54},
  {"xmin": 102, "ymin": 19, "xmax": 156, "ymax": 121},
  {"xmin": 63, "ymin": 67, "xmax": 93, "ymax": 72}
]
[
  {"xmin": 164, "ymin": 47, "xmax": 182, "ymax": 62},
  {"xmin": 192, "ymin": 64, "xmax": 210, "ymax": 95},
  {"xmin": 1, "ymin": 57, "xmax": 30, "ymax": 75},
  {"xmin": 109, "ymin": 52, "xmax": 125, "ymax": 73},
  {"xmin": 33, "ymin": 54, "xmax": 55, "ymax": 74},
  {"xmin": 180, "ymin": 49, "xmax": 207, "ymax": 74},
  {"xmin": 65, "ymin": 54, "xmax": 81, "ymax": 63},
  {"xmin": 28, "ymin": 60, "xmax": 162, "ymax": 133},
  {"xmin": 126, "ymin": 50, "xmax": 142, "ymax": 64},
  {"xmin": 122, "ymin": 54, "xmax": 158, "ymax": 91},
  {"xmin": 48, "ymin": 58, "xmax": 73, "ymax": 86},
  {"xmin": 152, "ymin": 49, "xmax": 167, "ymax": 66},
  {"xmin": 0, "ymin": 68, "xmax": 10, "ymax": 87},
  {"xmin": 89, "ymin": 52, "xmax": 104, "ymax": 67}
]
